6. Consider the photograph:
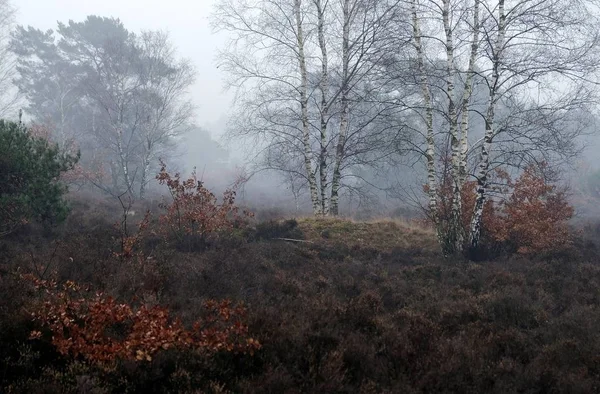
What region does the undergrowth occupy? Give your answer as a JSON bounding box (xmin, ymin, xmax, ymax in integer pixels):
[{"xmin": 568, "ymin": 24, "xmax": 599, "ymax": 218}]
[{"xmin": 1, "ymin": 194, "xmax": 600, "ymax": 393}]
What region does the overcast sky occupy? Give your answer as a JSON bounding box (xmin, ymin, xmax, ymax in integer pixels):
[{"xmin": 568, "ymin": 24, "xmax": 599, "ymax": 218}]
[{"xmin": 16, "ymin": 0, "xmax": 231, "ymax": 131}]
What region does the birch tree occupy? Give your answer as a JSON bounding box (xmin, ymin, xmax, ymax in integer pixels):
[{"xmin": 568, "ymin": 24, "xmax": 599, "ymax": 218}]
[
  {"xmin": 399, "ymin": 0, "xmax": 599, "ymax": 256},
  {"xmin": 214, "ymin": 0, "xmax": 402, "ymax": 216},
  {"xmin": 315, "ymin": 0, "xmax": 330, "ymax": 214},
  {"xmin": 296, "ymin": 0, "xmax": 323, "ymax": 214},
  {"xmin": 135, "ymin": 31, "xmax": 195, "ymax": 199},
  {"xmin": 469, "ymin": 0, "xmax": 504, "ymax": 251},
  {"xmin": 410, "ymin": 0, "xmax": 441, "ymax": 243},
  {"xmin": 214, "ymin": 0, "xmax": 322, "ymax": 214},
  {"xmin": 329, "ymin": 0, "xmax": 351, "ymax": 216},
  {"xmin": 468, "ymin": 0, "xmax": 600, "ymax": 251},
  {"xmin": 404, "ymin": 0, "xmax": 484, "ymax": 255}
]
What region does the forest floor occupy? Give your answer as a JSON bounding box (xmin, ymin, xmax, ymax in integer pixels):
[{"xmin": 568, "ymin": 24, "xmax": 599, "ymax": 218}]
[{"xmin": 2, "ymin": 198, "xmax": 600, "ymax": 393}]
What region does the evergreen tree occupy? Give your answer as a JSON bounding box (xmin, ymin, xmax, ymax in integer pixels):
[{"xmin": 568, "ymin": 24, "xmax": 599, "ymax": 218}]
[{"xmin": 0, "ymin": 118, "xmax": 79, "ymax": 236}]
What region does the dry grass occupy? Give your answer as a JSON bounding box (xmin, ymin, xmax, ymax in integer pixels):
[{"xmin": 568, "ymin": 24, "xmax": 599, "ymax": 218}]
[{"xmin": 297, "ymin": 217, "xmax": 437, "ymax": 253}]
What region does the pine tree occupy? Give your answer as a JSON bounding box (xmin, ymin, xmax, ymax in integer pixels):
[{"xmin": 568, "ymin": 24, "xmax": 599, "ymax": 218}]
[{"xmin": 0, "ymin": 119, "xmax": 79, "ymax": 236}]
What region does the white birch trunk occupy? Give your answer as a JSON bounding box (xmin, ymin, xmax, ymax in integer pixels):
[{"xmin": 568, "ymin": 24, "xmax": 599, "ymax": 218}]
[
  {"xmin": 458, "ymin": 0, "xmax": 480, "ymax": 186},
  {"xmin": 116, "ymin": 125, "xmax": 133, "ymax": 197},
  {"xmin": 295, "ymin": 0, "xmax": 322, "ymax": 215},
  {"xmin": 411, "ymin": 0, "xmax": 441, "ymax": 243},
  {"xmin": 329, "ymin": 0, "xmax": 350, "ymax": 217},
  {"xmin": 139, "ymin": 143, "xmax": 151, "ymax": 200},
  {"xmin": 442, "ymin": 0, "xmax": 463, "ymax": 254},
  {"xmin": 470, "ymin": 0, "xmax": 505, "ymax": 250},
  {"xmin": 316, "ymin": 0, "xmax": 329, "ymax": 215}
]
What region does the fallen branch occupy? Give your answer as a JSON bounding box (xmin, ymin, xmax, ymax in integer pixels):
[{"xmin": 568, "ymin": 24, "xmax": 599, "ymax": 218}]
[{"xmin": 274, "ymin": 238, "xmax": 314, "ymax": 244}]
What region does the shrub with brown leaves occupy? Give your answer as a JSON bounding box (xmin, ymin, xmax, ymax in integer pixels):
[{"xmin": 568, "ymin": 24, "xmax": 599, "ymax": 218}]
[
  {"xmin": 489, "ymin": 164, "xmax": 573, "ymax": 255},
  {"xmin": 433, "ymin": 163, "xmax": 573, "ymax": 256},
  {"xmin": 156, "ymin": 160, "xmax": 252, "ymax": 250},
  {"xmin": 23, "ymin": 275, "xmax": 260, "ymax": 368}
]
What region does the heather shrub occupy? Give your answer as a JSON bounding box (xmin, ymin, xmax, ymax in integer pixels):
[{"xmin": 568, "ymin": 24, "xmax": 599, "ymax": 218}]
[
  {"xmin": 3, "ymin": 194, "xmax": 600, "ymax": 392},
  {"xmin": 253, "ymin": 219, "xmax": 303, "ymax": 241}
]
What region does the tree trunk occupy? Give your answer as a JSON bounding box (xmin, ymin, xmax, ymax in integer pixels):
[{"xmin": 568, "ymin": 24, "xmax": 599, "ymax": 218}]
[
  {"xmin": 110, "ymin": 161, "xmax": 120, "ymax": 192},
  {"xmin": 316, "ymin": 0, "xmax": 329, "ymax": 215},
  {"xmin": 330, "ymin": 0, "xmax": 350, "ymax": 217},
  {"xmin": 442, "ymin": 0, "xmax": 463, "ymax": 255},
  {"xmin": 411, "ymin": 0, "xmax": 443, "ymax": 247},
  {"xmin": 458, "ymin": 0, "xmax": 480, "ymax": 186},
  {"xmin": 139, "ymin": 148, "xmax": 151, "ymax": 200},
  {"xmin": 116, "ymin": 125, "xmax": 133, "ymax": 197},
  {"xmin": 295, "ymin": 0, "xmax": 321, "ymax": 215},
  {"xmin": 470, "ymin": 0, "xmax": 505, "ymax": 251}
]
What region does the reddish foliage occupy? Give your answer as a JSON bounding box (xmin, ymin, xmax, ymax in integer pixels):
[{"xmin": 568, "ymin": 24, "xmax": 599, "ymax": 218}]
[
  {"xmin": 424, "ymin": 159, "xmax": 499, "ymax": 254},
  {"xmin": 430, "ymin": 163, "xmax": 573, "ymax": 256},
  {"xmin": 23, "ymin": 275, "xmax": 260, "ymax": 368},
  {"xmin": 489, "ymin": 164, "xmax": 573, "ymax": 255},
  {"xmin": 113, "ymin": 210, "xmax": 151, "ymax": 261},
  {"xmin": 156, "ymin": 160, "xmax": 253, "ymax": 247}
]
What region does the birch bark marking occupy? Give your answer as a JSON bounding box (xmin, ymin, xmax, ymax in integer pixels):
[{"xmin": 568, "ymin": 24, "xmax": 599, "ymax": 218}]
[
  {"xmin": 442, "ymin": 0, "xmax": 464, "ymax": 254},
  {"xmin": 458, "ymin": 0, "xmax": 480, "ymax": 186},
  {"xmin": 316, "ymin": 0, "xmax": 330, "ymax": 215},
  {"xmin": 295, "ymin": 0, "xmax": 321, "ymax": 215},
  {"xmin": 470, "ymin": 0, "xmax": 505, "ymax": 250},
  {"xmin": 116, "ymin": 124, "xmax": 133, "ymax": 197},
  {"xmin": 411, "ymin": 0, "xmax": 440, "ymax": 241},
  {"xmin": 139, "ymin": 145, "xmax": 151, "ymax": 200},
  {"xmin": 330, "ymin": 0, "xmax": 350, "ymax": 216}
]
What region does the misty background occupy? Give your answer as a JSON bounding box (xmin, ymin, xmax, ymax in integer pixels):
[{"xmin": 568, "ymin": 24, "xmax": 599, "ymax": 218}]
[
  {"xmin": 11, "ymin": 0, "xmax": 600, "ymax": 219},
  {"xmin": 15, "ymin": 0, "xmax": 316, "ymax": 213},
  {"xmin": 19, "ymin": 0, "xmax": 229, "ymax": 126}
]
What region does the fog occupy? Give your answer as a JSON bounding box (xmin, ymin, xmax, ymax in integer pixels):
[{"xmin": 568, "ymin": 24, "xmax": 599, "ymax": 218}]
[
  {"xmin": 9, "ymin": 2, "xmax": 332, "ymax": 215},
  {"xmin": 9, "ymin": 0, "xmax": 600, "ymax": 220},
  {"xmin": 18, "ymin": 0, "xmax": 230, "ymax": 127},
  {"xmin": 8, "ymin": 3, "xmax": 600, "ymax": 390}
]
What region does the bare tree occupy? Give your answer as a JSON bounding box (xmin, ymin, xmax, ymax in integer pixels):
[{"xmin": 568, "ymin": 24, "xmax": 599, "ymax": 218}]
[
  {"xmin": 395, "ymin": 0, "xmax": 600, "ymax": 256},
  {"xmin": 468, "ymin": 0, "xmax": 600, "ymax": 250},
  {"xmin": 328, "ymin": 0, "xmax": 352, "ymax": 216},
  {"xmin": 410, "ymin": 0, "xmax": 440, "ymax": 243},
  {"xmin": 295, "ymin": 0, "xmax": 323, "ymax": 214},
  {"xmin": 214, "ymin": 0, "xmax": 322, "ymax": 214},
  {"xmin": 79, "ymin": 31, "xmax": 144, "ymax": 196},
  {"xmin": 214, "ymin": 0, "xmax": 402, "ymax": 216},
  {"xmin": 215, "ymin": 0, "xmax": 599, "ymax": 235},
  {"xmin": 315, "ymin": 0, "xmax": 330, "ymax": 214},
  {"xmin": 136, "ymin": 31, "xmax": 195, "ymax": 199}
]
